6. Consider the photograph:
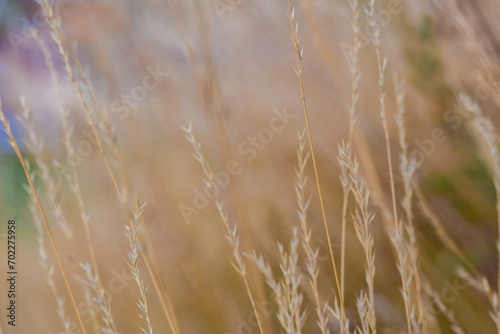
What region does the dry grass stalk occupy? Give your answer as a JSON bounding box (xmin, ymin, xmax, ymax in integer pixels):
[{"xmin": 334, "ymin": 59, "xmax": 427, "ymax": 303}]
[
  {"xmin": 39, "ymin": 0, "xmax": 122, "ymax": 200},
  {"xmin": 59, "ymin": 31, "xmax": 129, "ymax": 204},
  {"xmin": 286, "ymin": 1, "xmax": 347, "ymax": 328},
  {"xmin": 365, "ymin": 0, "xmax": 396, "ymax": 233},
  {"xmin": 327, "ymin": 300, "xmax": 351, "ymax": 334},
  {"xmin": 30, "ymin": 29, "xmax": 104, "ymax": 290},
  {"xmin": 18, "ymin": 100, "xmax": 100, "ymax": 332},
  {"xmin": 166, "ymin": 4, "xmax": 271, "ymax": 328},
  {"xmin": 20, "ymin": 86, "xmax": 103, "ymax": 331},
  {"xmin": 81, "ymin": 263, "xmax": 118, "ymax": 334},
  {"xmin": 251, "ymin": 229, "xmax": 305, "ymax": 334},
  {"xmin": 30, "ymin": 29, "xmax": 121, "ymax": 332},
  {"xmin": 365, "ymin": 1, "xmax": 417, "ymax": 332},
  {"xmin": 340, "ymin": 0, "xmax": 362, "ymax": 303},
  {"xmin": 394, "ymin": 76, "xmax": 427, "ymax": 333},
  {"xmin": 16, "ymin": 100, "xmax": 103, "ymax": 332},
  {"xmin": 422, "ymin": 281, "xmax": 466, "ymax": 334},
  {"xmin": 165, "ymin": 0, "xmax": 253, "ymax": 250},
  {"xmin": 126, "ymin": 201, "xmax": 154, "ymax": 334},
  {"xmin": 0, "ymin": 98, "xmax": 88, "ymax": 334},
  {"xmin": 457, "ymin": 267, "xmax": 498, "ymax": 326},
  {"xmin": 439, "ymin": 0, "xmax": 500, "ymax": 110},
  {"xmin": 134, "ymin": 214, "xmax": 180, "ymax": 334},
  {"xmin": 65, "ymin": 36, "xmax": 132, "ymax": 205},
  {"xmin": 181, "ymin": 124, "xmax": 265, "ymax": 334},
  {"xmin": 390, "ymin": 216, "xmax": 418, "ymax": 333},
  {"xmin": 338, "ymin": 143, "xmax": 376, "ymax": 334},
  {"xmin": 295, "ymin": 129, "xmax": 330, "ymax": 334},
  {"xmin": 38, "ymin": 3, "xmax": 180, "ymax": 330}
]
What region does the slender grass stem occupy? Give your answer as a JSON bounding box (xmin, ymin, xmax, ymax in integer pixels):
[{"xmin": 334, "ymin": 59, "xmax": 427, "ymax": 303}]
[{"xmin": 287, "ymin": 0, "xmax": 347, "ymax": 329}]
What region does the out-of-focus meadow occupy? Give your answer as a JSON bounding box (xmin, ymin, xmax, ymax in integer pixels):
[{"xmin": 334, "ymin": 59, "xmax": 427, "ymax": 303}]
[{"xmin": 1, "ymin": 0, "xmax": 500, "ymax": 333}]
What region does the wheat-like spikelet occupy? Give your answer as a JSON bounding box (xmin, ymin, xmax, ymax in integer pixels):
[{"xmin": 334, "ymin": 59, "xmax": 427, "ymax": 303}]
[
  {"xmin": 340, "ymin": 0, "xmax": 362, "ymax": 303},
  {"xmin": 25, "ymin": 35, "xmax": 103, "ymax": 332},
  {"xmin": 17, "ymin": 99, "xmax": 103, "ymax": 332},
  {"xmin": 81, "ymin": 263, "xmax": 118, "ymax": 334},
  {"xmin": 338, "ymin": 143, "xmax": 376, "ymax": 334},
  {"xmin": 327, "ymin": 300, "xmax": 351, "ymax": 334},
  {"xmin": 356, "ymin": 290, "xmax": 370, "ymax": 334},
  {"xmin": 38, "ymin": 3, "xmax": 180, "ymax": 330},
  {"xmin": 345, "ymin": 0, "xmax": 361, "ymax": 147},
  {"xmin": 126, "ymin": 200, "xmax": 154, "ymax": 334},
  {"xmin": 18, "ymin": 97, "xmax": 72, "ymax": 239},
  {"xmin": 365, "ymin": 0, "xmax": 396, "ymax": 232},
  {"xmin": 295, "ymin": 129, "xmax": 330, "ymax": 334},
  {"xmin": 457, "ymin": 267, "xmax": 498, "ymax": 325},
  {"xmin": 166, "ymin": 1, "xmax": 257, "ymax": 271},
  {"xmin": 365, "ymin": 1, "xmax": 419, "ymax": 332},
  {"xmin": 181, "ymin": 123, "xmax": 265, "ymax": 334},
  {"xmin": 56, "ymin": 25, "xmax": 130, "ymax": 205},
  {"xmin": 65, "ymin": 39, "xmax": 132, "ymax": 206},
  {"xmin": 422, "ymin": 281, "xmax": 466, "ymax": 334},
  {"xmin": 39, "ymin": 0, "xmax": 121, "ymax": 203},
  {"xmin": 39, "ymin": 0, "xmax": 122, "ymax": 199},
  {"xmin": 171, "ymin": 4, "xmax": 272, "ymax": 326},
  {"xmin": 18, "ymin": 97, "xmax": 103, "ymax": 332},
  {"xmin": 31, "ymin": 30, "xmax": 115, "ymax": 333},
  {"xmin": 286, "ymin": 1, "xmax": 346, "ymax": 328},
  {"xmin": 439, "ymin": 0, "xmax": 500, "ymax": 110},
  {"xmin": 251, "ymin": 228, "xmax": 305, "ymax": 334},
  {"xmin": 393, "ymin": 77, "xmax": 413, "ymax": 239},
  {"xmin": 458, "ymin": 94, "xmax": 500, "ymax": 191},
  {"xmin": 133, "ymin": 205, "xmax": 181, "ymax": 334},
  {"xmin": 30, "ymin": 29, "xmax": 104, "ymax": 289},
  {"xmin": 279, "ymin": 229, "xmax": 305, "ymax": 334},
  {"xmin": 0, "ymin": 98, "xmax": 88, "ymax": 334},
  {"xmin": 393, "ymin": 76, "xmax": 428, "ymax": 333},
  {"xmin": 364, "ymin": 0, "xmax": 398, "ymax": 225},
  {"xmin": 391, "ymin": 217, "xmax": 418, "ymax": 333}
]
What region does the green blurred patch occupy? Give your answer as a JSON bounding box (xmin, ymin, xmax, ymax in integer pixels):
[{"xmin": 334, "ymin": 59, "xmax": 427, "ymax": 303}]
[
  {"xmin": 423, "ymin": 174, "xmax": 476, "ymax": 223},
  {"xmin": 416, "ymin": 16, "xmax": 435, "ymax": 43},
  {"xmin": 462, "ymin": 159, "xmax": 497, "ymax": 200},
  {"xmin": 401, "ymin": 15, "xmax": 454, "ymax": 105},
  {"xmin": 422, "ymin": 158, "xmax": 496, "ymax": 225},
  {"xmin": 0, "ymin": 153, "xmax": 37, "ymax": 238}
]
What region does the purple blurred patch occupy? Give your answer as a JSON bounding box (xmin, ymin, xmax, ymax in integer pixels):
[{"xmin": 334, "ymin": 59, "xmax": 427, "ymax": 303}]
[{"xmin": 0, "ymin": 108, "xmax": 23, "ymax": 154}]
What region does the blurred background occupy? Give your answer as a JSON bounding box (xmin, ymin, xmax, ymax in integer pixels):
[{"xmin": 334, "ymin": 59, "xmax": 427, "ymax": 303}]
[{"xmin": 1, "ymin": 0, "xmax": 500, "ymax": 332}]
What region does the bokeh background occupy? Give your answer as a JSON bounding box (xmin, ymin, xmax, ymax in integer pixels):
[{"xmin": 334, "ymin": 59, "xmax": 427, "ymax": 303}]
[{"xmin": 0, "ymin": 0, "xmax": 500, "ymax": 332}]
